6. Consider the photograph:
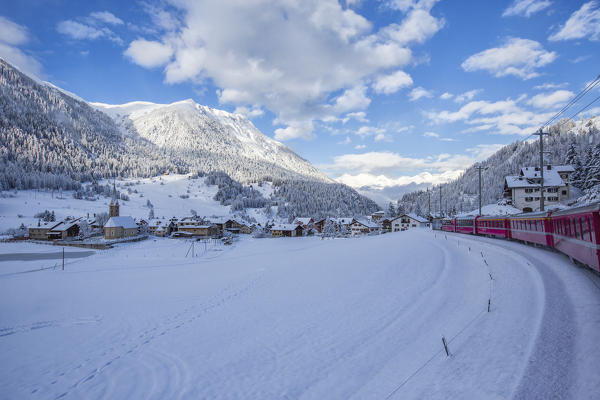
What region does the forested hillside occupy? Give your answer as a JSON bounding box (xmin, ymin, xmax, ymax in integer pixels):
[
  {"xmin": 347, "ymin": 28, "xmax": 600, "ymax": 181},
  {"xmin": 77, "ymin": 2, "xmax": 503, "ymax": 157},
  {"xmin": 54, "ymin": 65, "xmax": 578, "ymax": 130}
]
[{"xmin": 397, "ymin": 116, "xmax": 600, "ymax": 215}]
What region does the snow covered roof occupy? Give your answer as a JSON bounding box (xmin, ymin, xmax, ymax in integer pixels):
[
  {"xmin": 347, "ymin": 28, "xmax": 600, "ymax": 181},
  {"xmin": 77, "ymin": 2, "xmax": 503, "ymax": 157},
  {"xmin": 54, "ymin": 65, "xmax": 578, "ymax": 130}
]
[
  {"xmin": 353, "ymin": 218, "xmax": 381, "ymax": 229},
  {"xmin": 331, "ymin": 218, "xmax": 354, "ymax": 225},
  {"xmin": 29, "ymin": 221, "xmax": 61, "ymax": 230},
  {"xmin": 393, "ymin": 213, "xmax": 429, "ymax": 223},
  {"xmin": 553, "ymin": 165, "xmax": 575, "ymax": 173},
  {"xmin": 50, "ymin": 218, "xmax": 83, "ymax": 232},
  {"xmin": 179, "ymin": 224, "xmax": 212, "ymax": 229},
  {"xmin": 372, "ymin": 211, "xmax": 385, "ymax": 215},
  {"xmin": 104, "ymin": 216, "xmax": 138, "ymax": 229},
  {"xmin": 506, "ymin": 167, "xmax": 565, "ymax": 188},
  {"xmin": 294, "ymin": 217, "xmax": 313, "ymax": 225},
  {"xmin": 271, "ymin": 224, "xmax": 301, "ymax": 231}
]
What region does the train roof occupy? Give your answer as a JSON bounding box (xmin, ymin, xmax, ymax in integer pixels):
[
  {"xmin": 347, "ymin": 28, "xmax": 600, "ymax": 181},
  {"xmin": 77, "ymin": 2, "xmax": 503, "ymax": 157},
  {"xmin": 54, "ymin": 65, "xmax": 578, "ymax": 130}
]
[{"xmin": 550, "ymin": 202, "xmax": 600, "ymax": 216}]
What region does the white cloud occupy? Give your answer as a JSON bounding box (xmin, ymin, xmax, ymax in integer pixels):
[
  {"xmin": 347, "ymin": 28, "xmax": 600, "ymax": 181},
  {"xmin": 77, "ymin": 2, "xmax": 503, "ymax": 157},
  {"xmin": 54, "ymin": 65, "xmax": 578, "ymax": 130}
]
[
  {"xmin": 461, "ymin": 38, "xmax": 557, "ymax": 80},
  {"xmin": 527, "ymin": 90, "xmax": 574, "ymax": 109},
  {"xmin": 372, "ymin": 70, "xmax": 413, "ymax": 94},
  {"xmin": 234, "ymin": 105, "xmax": 264, "ymax": 118},
  {"xmin": 549, "ymin": 1, "xmax": 600, "ymax": 41},
  {"xmin": 534, "ymin": 82, "xmax": 568, "ymax": 90},
  {"xmin": 423, "ymin": 131, "xmax": 439, "ymax": 137},
  {"xmin": 356, "ymin": 125, "xmax": 386, "ymax": 137},
  {"xmin": 124, "ymin": 0, "xmax": 444, "ymax": 140},
  {"xmin": 345, "ymin": 111, "xmax": 369, "ymax": 123},
  {"xmin": 354, "ymin": 144, "xmax": 367, "ymax": 149},
  {"xmin": 440, "ymin": 92, "xmax": 453, "ymax": 100},
  {"xmin": 334, "ymin": 85, "xmax": 371, "ymax": 113},
  {"xmin": 90, "ymin": 11, "xmax": 124, "ymax": 25},
  {"xmin": 382, "ymin": 8, "xmax": 445, "ymax": 46},
  {"xmin": 427, "ymin": 96, "xmax": 556, "ymax": 135},
  {"xmin": 0, "ymin": 17, "xmax": 42, "ymax": 77},
  {"xmin": 502, "ymin": 0, "xmax": 552, "ymax": 17},
  {"xmin": 125, "ymin": 39, "xmax": 173, "ymax": 68},
  {"xmin": 454, "ymin": 89, "xmax": 482, "ymax": 103},
  {"xmin": 57, "ymin": 20, "xmax": 122, "ymax": 44},
  {"xmin": 408, "ymin": 86, "xmax": 433, "ymax": 101},
  {"xmin": 0, "ymin": 16, "xmax": 28, "ymax": 45},
  {"xmin": 323, "ymin": 143, "xmax": 504, "ymax": 188}
]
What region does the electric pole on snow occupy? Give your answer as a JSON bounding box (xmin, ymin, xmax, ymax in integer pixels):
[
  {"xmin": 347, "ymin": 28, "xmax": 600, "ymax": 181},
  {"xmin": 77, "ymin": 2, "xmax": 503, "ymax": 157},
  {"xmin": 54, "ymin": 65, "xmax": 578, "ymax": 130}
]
[
  {"xmin": 477, "ymin": 165, "xmax": 488, "ymax": 216},
  {"xmin": 534, "ymin": 128, "xmax": 551, "ymax": 212},
  {"xmin": 427, "ymin": 188, "xmax": 431, "ymax": 218},
  {"xmin": 439, "ymin": 185, "xmax": 442, "ymax": 217}
]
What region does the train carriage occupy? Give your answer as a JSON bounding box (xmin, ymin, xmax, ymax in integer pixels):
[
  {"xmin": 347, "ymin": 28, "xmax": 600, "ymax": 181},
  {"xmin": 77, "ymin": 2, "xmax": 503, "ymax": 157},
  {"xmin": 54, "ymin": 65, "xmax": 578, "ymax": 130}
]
[
  {"xmin": 508, "ymin": 212, "xmax": 553, "ymax": 247},
  {"xmin": 550, "ymin": 204, "xmax": 600, "ymax": 272},
  {"xmin": 455, "ymin": 217, "xmax": 476, "ymax": 234},
  {"xmin": 476, "ymin": 216, "xmax": 511, "ymax": 239},
  {"xmin": 441, "ymin": 218, "xmax": 455, "ymax": 232}
]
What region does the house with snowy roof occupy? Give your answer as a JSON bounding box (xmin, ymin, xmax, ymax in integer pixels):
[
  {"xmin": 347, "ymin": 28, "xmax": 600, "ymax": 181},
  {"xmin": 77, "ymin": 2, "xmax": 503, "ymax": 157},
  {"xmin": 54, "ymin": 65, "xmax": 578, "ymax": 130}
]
[
  {"xmin": 270, "ymin": 224, "xmax": 304, "ymax": 237},
  {"xmin": 390, "ymin": 213, "xmax": 430, "ymax": 232},
  {"xmin": 504, "ymin": 165, "xmax": 573, "ymax": 212},
  {"xmin": 104, "ymin": 216, "xmax": 138, "ymax": 239},
  {"xmin": 350, "ymin": 218, "xmax": 381, "ymax": 236},
  {"xmin": 28, "ymin": 220, "xmax": 61, "ymax": 240},
  {"xmin": 47, "ymin": 218, "xmax": 84, "ymax": 240},
  {"xmin": 293, "ymin": 217, "xmax": 314, "ymax": 232}
]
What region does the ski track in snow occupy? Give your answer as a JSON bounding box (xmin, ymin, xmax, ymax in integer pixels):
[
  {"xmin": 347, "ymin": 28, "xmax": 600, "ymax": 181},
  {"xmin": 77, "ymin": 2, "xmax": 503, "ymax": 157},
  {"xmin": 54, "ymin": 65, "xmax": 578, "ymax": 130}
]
[{"xmin": 1, "ymin": 231, "xmax": 599, "ymax": 399}]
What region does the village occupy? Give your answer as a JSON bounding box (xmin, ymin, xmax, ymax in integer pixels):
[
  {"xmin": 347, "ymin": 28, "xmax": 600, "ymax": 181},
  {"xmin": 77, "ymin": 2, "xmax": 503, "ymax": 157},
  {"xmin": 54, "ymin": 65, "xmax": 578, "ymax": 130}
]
[
  {"xmin": 11, "ymin": 163, "xmax": 577, "ymax": 247},
  {"xmin": 19, "ymin": 194, "xmax": 432, "ymax": 246}
]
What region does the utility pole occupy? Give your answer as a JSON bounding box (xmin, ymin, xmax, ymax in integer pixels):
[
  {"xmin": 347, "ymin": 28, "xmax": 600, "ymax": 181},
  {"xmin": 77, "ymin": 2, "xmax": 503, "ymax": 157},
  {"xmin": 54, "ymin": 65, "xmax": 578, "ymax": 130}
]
[
  {"xmin": 427, "ymin": 188, "xmax": 431, "ymax": 217},
  {"xmin": 439, "ymin": 186, "xmax": 442, "ymax": 217},
  {"xmin": 476, "ymin": 165, "xmax": 488, "ymax": 216},
  {"xmin": 534, "ymin": 128, "xmax": 550, "ymax": 211}
]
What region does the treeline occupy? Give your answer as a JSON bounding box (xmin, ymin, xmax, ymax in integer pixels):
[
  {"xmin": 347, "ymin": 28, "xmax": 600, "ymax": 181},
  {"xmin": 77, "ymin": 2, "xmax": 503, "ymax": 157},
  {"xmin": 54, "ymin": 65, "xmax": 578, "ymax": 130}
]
[{"xmin": 397, "ymin": 117, "xmax": 600, "ymax": 216}]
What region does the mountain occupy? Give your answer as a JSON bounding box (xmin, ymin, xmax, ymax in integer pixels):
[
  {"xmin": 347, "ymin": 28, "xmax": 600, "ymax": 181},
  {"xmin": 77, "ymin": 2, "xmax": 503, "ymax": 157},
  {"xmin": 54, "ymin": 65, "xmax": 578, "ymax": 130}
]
[
  {"xmin": 90, "ymin": 99, "xmax": 329, "ymax": 183},
  {"xmin": 396, "ymin": 116, "xmax": 600, "ymax": 216},
  {"xmin": 0, "ymin": 58, "xmax": 379, "ymax": 217}
]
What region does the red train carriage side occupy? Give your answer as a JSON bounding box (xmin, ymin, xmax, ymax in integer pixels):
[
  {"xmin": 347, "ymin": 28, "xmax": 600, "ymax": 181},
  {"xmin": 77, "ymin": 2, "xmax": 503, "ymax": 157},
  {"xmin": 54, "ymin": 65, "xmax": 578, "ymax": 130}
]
[
  {"xmin": 476, "ymin": 216, "xmax": 511, "ymax": 239},
  {"xmin": 550, "ymin": 204, "xmax": 600, "ymax": 273},
  {"xmin": 441, "ymin": 218, "xmax": 455, "ymax": 232},
  {"xmin": 508, "ymin": 212, "xmax": 553, "ymax": 247},
  {"xmin": 455, "ymin": 217, "xmax": 476, "ymax": 234}
]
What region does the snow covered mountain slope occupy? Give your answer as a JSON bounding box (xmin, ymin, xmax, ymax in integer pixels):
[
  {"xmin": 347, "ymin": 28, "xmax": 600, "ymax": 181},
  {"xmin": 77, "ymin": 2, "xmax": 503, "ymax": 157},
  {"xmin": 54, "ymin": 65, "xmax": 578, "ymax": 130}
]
[
  {"xmin": 0, "ymin": 58, "xmax": 330, "ymax": 188},
  {"xmin": 91, "ymin": 99, "xmax": 330, "ymax": 183}
]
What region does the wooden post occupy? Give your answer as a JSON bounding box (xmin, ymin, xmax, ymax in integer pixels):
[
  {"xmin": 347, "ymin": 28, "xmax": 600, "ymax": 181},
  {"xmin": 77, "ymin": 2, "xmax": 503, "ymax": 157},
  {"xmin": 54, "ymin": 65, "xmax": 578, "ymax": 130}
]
[
  {"xmin": 442, "ymin": 336, "xmax": 450, "ymax": 357},
  {"xmin": 62, "ymin": 248, "xmax": 64, "ymax": 271},
  {"xmin": 488, "ymin": 299, "xmax": 491, "ymax": 312}
]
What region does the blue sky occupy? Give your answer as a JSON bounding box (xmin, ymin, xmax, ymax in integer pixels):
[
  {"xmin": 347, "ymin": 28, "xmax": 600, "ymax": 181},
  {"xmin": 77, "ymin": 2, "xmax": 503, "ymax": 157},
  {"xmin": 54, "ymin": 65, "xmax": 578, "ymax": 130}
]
[{"xmin": 1, "ymin": 0, "xmax": 599, "ymax": 195}]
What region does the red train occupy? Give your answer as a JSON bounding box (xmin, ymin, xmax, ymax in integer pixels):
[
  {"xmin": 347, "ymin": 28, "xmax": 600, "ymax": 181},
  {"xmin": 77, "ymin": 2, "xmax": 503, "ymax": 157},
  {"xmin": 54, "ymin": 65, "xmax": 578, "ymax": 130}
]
[{"xmin": 438, "ymin": 203, "xmax": 600, "ymax": 273}]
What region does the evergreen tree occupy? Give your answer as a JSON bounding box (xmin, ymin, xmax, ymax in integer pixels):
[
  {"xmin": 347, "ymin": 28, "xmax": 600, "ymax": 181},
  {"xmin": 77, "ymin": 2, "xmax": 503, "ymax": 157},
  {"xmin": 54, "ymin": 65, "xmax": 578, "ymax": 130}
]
[{"xmin": 387, "ymin": 202, "xmax": 396, "ymax": 217}]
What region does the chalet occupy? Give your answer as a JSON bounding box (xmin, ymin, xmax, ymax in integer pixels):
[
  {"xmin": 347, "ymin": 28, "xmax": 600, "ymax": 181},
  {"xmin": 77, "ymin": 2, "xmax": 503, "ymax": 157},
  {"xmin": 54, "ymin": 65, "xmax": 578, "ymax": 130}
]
[
  {"xmin": 293, "ymin": 217, "xmax": 314, "ymax": 232},
  {"xmin": 210, "ymin": 217, "xmax": 229, "ymax": 235},
  {"xmin": 104, "ymin": 216, "xmax": 138, "ymax": 239},
  {"xmin": 155, "ymin": 225, "xmax": 168, "ymax": 237},
  {"xmin": 239, "ymin": 223, "xmax": 253, "ymax": 234},
  {"xmin": 391, "ymin": 213, "xmax": 430, "ymax": 232},
  {"xmin": 314, "ymin": 218, "xmax": 327, "ymax": 233},
  {"xmin": 148, "ymin": 219, "xmax": 166, "ymax": 235},
  {"xmin": 331, "ymin": 218, "xmax": 354, "ymax": 232},
  {"xmin": 47, "ymin": 218, "xmax": 83, "ymax": 240},
  {"xmin": 504, "ymin": 165, "xmax": 573, "ymax": 212},
  {"xmin": 350, "ymin": 219, "xmax": 381, "ymax": 236},
  {"xmin": 270, "ymin": 224, "xmax": 304, "ymax": 237},
  {"xmin": 28, "ymin": 221, "xmax": 61, "ymax": 240},
  {"xmin": 178, "ymin": 224, "xmax": 219, "ymax": 237},
  {"xmin": 371, "ymin": 211, "xmax": 385, "ymax": 222},
  {"xmin": 380, "ymin": 218, "xmax": 392, "ymax": 233}
]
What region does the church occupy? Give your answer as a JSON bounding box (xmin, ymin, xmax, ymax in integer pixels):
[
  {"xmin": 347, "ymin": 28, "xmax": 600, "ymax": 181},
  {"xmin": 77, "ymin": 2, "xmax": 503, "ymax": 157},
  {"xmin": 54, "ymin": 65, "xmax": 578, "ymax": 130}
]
[{"xmin": 103, "ymin": 189, "xmax": 138, "ymax": 239}]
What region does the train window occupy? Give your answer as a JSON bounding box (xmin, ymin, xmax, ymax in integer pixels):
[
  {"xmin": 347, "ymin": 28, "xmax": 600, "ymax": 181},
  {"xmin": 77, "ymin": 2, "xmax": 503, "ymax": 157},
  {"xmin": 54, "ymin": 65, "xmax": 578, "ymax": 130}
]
[{"xmin": 579, "ymin": 218, "xmax": 584, "ymax": 240}]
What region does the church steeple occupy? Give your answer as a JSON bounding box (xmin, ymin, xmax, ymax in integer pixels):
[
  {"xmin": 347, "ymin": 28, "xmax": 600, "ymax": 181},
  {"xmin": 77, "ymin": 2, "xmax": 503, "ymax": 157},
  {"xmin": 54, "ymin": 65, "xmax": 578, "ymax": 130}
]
[{"xmin": 109, "ymin": 179, "xmax": 119, "ymax": 217}]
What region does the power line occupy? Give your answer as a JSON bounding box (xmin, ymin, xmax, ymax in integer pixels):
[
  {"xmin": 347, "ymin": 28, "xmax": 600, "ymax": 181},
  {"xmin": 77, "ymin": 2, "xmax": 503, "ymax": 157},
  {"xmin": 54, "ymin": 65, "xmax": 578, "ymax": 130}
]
[{"xmin": 542, "ymin": 75, "xmax": 600, "ymax": 128}]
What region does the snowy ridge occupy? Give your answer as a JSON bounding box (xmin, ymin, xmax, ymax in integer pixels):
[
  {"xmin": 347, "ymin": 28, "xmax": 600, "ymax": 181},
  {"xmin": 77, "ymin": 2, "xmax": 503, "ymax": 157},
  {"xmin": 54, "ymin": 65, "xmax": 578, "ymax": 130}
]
[{"xmin": 91, "ymin": 99, "xmax": 330, "ymax": 183}]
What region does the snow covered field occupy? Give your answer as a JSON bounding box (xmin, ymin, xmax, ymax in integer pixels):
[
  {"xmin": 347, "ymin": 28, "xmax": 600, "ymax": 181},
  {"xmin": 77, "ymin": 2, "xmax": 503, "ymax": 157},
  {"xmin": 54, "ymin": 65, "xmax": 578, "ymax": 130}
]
[
  {"xmin": 1, "ymin": 231, "xmax": 599, "ymax": 399},
  {"xmin": 0, "ymin": 175, "xmax": 233, "ymax": 233}
]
